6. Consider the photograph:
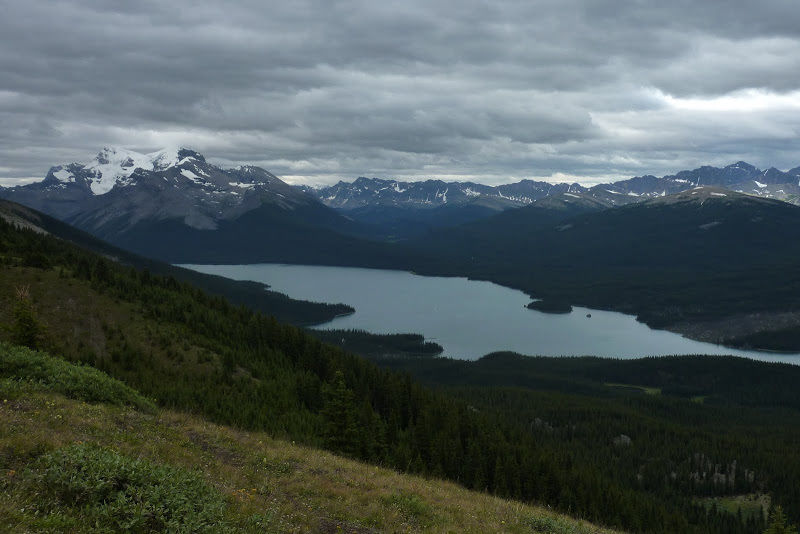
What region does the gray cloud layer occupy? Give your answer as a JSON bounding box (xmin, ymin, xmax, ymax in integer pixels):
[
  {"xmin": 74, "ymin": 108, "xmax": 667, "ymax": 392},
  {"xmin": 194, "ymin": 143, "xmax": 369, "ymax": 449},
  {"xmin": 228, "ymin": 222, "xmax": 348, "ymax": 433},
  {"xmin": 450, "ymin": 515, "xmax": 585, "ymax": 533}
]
[{"xmin": 2, "ymin": 0, "xmax": 800, "ymax": 186}]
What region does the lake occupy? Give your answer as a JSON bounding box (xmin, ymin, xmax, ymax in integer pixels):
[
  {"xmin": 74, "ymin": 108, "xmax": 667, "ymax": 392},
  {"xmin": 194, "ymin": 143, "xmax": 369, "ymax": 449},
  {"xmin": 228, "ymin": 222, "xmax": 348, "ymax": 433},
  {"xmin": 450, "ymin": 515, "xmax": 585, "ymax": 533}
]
[{"xmin": 182, "ymin": 263, "xmax": 800, "ymax": 364}]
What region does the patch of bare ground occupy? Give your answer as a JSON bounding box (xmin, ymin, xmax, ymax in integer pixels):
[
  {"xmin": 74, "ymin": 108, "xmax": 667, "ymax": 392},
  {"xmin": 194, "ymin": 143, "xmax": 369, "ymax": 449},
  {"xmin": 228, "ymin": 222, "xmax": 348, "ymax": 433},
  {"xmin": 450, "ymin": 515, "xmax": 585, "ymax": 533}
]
[{"xmin": 668, "ymin": 311, "xmax": 800, "ymax": 348}]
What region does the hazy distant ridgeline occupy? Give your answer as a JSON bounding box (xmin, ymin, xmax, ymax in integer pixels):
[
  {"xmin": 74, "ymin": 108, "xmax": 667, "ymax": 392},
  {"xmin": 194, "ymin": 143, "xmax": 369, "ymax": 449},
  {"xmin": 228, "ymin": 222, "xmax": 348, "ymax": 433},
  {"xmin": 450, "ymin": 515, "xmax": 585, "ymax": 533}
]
[{"xmin": 308, "ymin": 161, "xmax": 800, "ymax": 210}]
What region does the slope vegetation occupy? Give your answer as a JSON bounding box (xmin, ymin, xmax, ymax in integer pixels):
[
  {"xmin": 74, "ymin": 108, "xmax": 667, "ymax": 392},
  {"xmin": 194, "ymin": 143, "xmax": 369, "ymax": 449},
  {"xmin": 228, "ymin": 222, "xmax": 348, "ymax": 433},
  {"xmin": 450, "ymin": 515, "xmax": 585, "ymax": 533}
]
[{"xmin": 0, "ymin": 343, "xmax": 616, "ymax": 533}]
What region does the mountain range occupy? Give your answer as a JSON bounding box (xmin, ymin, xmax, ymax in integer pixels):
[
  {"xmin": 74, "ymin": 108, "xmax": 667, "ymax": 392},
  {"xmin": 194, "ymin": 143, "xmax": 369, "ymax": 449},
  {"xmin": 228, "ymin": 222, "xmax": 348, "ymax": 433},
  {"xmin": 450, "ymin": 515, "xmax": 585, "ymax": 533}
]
[
  {"xmin": 4, "ymin": 146, "xmax": 800, "ymax": 246},
  {"xmin": 303, "ymin": 162, "xmax": 800, "ymax": 237},
  {"xmin": 307, "ymin": 162, "xmax": 800, "ymax": 210}
]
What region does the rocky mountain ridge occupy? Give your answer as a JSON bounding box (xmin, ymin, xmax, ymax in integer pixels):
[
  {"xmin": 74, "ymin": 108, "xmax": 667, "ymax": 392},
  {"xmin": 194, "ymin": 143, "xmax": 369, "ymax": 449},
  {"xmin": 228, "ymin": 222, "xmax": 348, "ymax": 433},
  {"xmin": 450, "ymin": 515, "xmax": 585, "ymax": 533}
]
[
  {"xmin": 307, "ymin": 161, "xmax": 800, "ymax": 211},
  {"xmin": 0, "ymin": 146, "xmax": 315, "ymax": 232},
  {"xmin": 3, "ymin": 147, "xmax": 800, "ymax": 246}
]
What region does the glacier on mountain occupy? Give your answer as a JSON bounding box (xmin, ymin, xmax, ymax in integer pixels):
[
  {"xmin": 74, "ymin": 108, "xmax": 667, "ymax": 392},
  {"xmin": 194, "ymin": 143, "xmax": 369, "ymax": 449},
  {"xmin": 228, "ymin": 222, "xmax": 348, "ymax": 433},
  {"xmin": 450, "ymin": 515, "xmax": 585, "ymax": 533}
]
[{"xmin": 56, "ymin": 146, "xmax": 193, "ymax": 195}]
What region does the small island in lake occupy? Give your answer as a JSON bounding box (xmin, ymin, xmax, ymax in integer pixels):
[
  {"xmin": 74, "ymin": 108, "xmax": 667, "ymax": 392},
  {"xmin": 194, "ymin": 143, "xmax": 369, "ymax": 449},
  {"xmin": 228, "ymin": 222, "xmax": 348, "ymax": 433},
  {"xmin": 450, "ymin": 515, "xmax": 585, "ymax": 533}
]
[{"xmin": 526, "ymin": 299, "xmax": 573, "ymax": 314}]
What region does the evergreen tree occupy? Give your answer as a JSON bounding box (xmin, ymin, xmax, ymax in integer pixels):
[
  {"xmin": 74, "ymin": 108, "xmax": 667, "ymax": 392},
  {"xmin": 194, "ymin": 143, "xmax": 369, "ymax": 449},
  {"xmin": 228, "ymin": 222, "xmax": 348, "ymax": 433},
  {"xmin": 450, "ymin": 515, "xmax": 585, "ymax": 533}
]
[
  {"xmin": 9, "ymin": 286, "xmax": 43, "ymax": 350},
  {"xmin": 321, "ymin": 371, "xmax": 360, "ymax": 456},
  {"xmin": 92, "ymin": 258, "xmax": 112, "ymax": 286},
  {"xmin": 765, "ymin": 506, "xmax": 798, "ymax": 534}
]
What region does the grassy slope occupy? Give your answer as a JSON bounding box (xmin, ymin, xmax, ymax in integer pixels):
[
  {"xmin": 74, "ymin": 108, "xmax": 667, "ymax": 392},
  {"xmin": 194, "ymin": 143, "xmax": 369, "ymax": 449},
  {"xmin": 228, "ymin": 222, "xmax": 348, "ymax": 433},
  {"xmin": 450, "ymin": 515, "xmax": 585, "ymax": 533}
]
[{"xmin": 0, "ymin": 345, "xmax": 616, "ymax": 534}]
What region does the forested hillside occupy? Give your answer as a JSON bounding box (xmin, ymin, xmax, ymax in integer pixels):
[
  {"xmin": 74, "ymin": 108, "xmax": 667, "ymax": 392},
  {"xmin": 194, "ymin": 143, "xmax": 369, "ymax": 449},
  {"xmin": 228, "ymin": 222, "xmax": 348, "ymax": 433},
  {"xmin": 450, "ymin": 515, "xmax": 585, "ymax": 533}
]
[
  {"xmin": 1, "ymin": 214, "xmax": 799, "ymax": 532},
  {"xmin": 0, "ymin": 199, "xmax": 353, "ymax": 325}
]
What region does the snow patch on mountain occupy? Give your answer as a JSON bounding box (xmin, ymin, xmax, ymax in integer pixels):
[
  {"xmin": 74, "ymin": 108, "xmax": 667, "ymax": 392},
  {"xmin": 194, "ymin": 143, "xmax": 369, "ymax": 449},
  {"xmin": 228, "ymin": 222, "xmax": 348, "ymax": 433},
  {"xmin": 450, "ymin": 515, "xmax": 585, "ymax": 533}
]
[
  {"xmin": 229, "ymin": 182, "xmax": 255, "ymax": 189},
  {"xmin": 180, "ymin": 169, "xmax": 205, "ymax": 184},
  {"xmin": 53, "ymin": 168, "xmax": 73, "ymax": 183}
]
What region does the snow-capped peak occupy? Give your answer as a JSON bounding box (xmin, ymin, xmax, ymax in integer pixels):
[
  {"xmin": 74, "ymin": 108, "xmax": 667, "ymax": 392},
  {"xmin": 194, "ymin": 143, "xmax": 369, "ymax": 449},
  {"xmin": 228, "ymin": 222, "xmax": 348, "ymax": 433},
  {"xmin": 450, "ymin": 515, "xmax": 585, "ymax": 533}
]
[{"xmin": 78, "ymin": 146, "xmax": 198, "ymax": 195}]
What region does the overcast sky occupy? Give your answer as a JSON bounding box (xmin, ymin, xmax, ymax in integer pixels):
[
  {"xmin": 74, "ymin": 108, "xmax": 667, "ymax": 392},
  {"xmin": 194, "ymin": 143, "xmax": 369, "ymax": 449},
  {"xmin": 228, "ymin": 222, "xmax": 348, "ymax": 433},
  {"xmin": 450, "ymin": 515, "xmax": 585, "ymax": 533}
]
[{"xmin": 2, "ymin": 0, "xmax": 800, "ymax": 187}]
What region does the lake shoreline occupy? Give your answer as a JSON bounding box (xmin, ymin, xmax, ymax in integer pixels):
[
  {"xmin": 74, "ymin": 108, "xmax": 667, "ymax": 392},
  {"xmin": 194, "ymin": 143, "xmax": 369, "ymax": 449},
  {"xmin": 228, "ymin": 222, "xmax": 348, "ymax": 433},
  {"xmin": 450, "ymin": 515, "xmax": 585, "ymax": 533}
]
[{"xmin": 181, "ymin": 262, "xmax": 800, "ymax": 364}]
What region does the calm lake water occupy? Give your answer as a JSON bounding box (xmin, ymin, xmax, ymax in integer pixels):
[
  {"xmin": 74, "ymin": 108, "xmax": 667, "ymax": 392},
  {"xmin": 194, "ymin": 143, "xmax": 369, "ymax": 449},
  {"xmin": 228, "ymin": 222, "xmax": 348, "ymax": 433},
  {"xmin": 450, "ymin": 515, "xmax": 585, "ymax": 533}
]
[{"xmin": 183, "ymin": 263, "xmax": 800, "ymax": 364}]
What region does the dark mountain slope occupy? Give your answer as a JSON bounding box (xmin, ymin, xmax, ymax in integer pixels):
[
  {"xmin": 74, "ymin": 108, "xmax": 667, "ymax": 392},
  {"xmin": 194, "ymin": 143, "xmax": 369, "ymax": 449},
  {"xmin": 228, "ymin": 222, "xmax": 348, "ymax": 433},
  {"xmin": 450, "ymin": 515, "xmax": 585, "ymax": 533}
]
[
  {"xmin": 406, "ymin": 188, "xmax": 800, "ymax": 347},
  {"xmin": 343, "ymin": 196, "xmax": 517, "ymax": 240},
  {"xmin": 504, "ymin": 188, "xmax": 796, "ymax": 271},
  {"xmin": 405, "ymin": 191, "xmax": 611, "ymax": 270},
  {"xmin": 0, "ymin": 199, "xmax": 352, "ymax": 324},
  {"xmin": 97, "ymin": 199, "xmax": 400, "ymax": 265}
]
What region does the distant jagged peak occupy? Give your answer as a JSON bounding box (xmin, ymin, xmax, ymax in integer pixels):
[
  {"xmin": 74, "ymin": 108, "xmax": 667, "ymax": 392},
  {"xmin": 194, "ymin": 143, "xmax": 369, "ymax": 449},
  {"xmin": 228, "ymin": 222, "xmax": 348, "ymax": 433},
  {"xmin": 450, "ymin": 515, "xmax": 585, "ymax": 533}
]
[
  {"xmin": 350, "ymin": 176, "xmax": 402, "ymax": 188},
  {"xmin": 176, "ymin": 148, "xmax": 206, "ymax": 163},
  {"xmin": 759, "ymin": 166, "xmax": 791, "ymax": 183},
  {"xmin": 725, "ymin": 161, "xmax": 758, "ymax": 172},
  {"xmin": 230, "ymin": 164, "xmax": 280, "ymax": 183}
]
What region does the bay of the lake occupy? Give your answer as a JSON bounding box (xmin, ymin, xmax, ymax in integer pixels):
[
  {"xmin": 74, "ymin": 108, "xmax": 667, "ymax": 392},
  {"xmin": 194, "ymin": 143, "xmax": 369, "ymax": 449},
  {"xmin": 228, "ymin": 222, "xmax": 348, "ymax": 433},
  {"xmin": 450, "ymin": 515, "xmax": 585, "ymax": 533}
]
[{"xmin": 182, "ymin": 263, "xmax": 800, "ymax": 364}]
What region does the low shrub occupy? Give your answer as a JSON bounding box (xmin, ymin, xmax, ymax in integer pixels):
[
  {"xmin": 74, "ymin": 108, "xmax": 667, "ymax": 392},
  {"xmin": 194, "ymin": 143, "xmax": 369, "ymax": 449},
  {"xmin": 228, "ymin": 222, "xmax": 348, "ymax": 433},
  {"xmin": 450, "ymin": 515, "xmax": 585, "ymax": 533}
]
[
  {"xmin": 528, "ymin": 515, "xmax": 598, "ymax": 534},
  {"xmin": 381, "ymin": 490, "xmax": 435, "ymax": 526},
  {"xmin": 0, "ymin": 342, "xmax": 155, "ymax": 412},
  {"xmin": 25, "ymin": 443, "xmax": 229, "ymax": 533}
]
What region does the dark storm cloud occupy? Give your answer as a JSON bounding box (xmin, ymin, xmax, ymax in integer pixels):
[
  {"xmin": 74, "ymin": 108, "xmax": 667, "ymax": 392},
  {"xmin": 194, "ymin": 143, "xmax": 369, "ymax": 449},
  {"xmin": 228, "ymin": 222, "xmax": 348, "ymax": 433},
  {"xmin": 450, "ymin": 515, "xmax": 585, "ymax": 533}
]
[{"xmin": 1, "ymin": 0, "xmax": 799, "ymax": 186}]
